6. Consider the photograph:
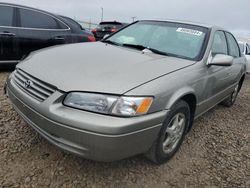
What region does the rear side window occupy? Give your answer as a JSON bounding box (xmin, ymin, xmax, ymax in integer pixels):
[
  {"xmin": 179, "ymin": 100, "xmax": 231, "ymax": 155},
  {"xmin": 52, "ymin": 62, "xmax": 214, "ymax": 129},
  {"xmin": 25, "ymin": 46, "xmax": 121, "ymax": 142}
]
[
  {"xmin": 246, "ymin": 44, "xmax": 250, "ymax": 54},
  {"xmin": 225, "ymin": 33, "xmax": 240, "ymax": 58},
  {"xmin": 0, "ymin": 6, "xmax": 14, "ymax": 27},
  {"xmin": 61, "ymin": 16, "xmax": 81, "ymax": 30},
  {"xmin": 238, "ymin": 43, "xmax": 244, "ymax": 53},
  {"xmin": 211, "ymin": 31, "xmax": 228, "ymax": 57},
  {"xmin": 19, "ymin": 8, "xmax": 61, "ymax": 29}
]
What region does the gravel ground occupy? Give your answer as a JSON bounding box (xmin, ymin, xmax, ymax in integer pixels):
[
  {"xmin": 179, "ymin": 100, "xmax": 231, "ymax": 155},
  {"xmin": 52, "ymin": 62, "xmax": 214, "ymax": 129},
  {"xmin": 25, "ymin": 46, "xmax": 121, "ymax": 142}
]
[{"xmin": 0, "ymin": 71, "xmax": 249, "ymax": 188}]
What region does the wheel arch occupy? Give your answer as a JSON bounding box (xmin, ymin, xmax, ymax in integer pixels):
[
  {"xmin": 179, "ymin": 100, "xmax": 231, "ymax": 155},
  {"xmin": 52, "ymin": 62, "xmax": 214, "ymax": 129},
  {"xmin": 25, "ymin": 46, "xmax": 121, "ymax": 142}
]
[{"xmin": 165, "ymin": 89, "xmax": 197, "ymax": 132}]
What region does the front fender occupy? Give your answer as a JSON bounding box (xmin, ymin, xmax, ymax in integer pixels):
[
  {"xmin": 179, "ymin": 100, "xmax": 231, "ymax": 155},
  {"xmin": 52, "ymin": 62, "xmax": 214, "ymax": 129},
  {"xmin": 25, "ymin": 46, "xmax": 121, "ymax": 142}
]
[{"xmin": 164, "ymin": 87, "xmax": 196, "ymax": 110}]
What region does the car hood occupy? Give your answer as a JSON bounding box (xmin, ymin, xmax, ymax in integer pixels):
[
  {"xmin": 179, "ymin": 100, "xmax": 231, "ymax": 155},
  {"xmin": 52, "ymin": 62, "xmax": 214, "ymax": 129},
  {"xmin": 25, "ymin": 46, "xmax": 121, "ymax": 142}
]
[{"xmin": 17, "ymin": 42, "xmax": 195, "ymax": 94}]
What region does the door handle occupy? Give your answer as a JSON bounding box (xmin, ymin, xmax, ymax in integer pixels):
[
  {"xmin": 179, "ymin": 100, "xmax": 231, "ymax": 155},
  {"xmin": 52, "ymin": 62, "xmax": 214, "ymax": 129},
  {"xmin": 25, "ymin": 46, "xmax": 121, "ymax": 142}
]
[{"xmin": 0, "ymin": 32, "xmax": 16, "ymax": 37}]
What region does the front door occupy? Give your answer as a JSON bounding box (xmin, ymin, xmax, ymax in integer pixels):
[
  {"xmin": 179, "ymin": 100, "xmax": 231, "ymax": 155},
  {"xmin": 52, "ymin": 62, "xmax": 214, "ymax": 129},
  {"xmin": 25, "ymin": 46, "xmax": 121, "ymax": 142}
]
[
  {"xmin": 197, "ymin": 31, "xmax": 232, "ymax": 115},
  {"xmin": 207, "ymin": 31, "xmax": 232, "ymax": 100}
]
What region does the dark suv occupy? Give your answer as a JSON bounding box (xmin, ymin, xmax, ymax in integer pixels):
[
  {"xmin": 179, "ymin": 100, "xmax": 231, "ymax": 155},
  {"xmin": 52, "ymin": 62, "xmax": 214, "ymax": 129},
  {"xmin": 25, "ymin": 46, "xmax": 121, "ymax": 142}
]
[
  {"xmin": 0, "ymin": 3, "xmax": 95, "ymax": 67},
  {"xmin": 92, "ymin": 21, "xmax": 127, "ymax": 40}
]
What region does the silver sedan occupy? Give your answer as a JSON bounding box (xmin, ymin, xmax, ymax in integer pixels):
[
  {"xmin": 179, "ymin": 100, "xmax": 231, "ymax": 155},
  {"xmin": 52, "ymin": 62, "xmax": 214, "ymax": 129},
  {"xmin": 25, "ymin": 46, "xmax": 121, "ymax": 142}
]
[{"xmin": 6, "ymin": 20, "xmax": 246, "ymax": 164}]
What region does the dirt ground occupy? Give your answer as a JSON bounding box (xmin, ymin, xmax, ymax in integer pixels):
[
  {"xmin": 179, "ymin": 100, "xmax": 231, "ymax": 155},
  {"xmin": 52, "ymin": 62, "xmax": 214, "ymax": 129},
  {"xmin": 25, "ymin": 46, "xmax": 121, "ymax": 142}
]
[{"xmin": 0, "ymin": 71, "xmax": 249, "ymax": 188}]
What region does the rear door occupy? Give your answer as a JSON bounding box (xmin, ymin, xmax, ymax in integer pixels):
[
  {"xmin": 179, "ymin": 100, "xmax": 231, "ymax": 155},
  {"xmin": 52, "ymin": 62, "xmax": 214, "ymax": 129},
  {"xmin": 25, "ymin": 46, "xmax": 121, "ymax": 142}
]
[
  {"xmin": 224, "ymin": 32, "xmax": 243, "ymax": 85},
  {"xmin": 0, "ymin": 5, "xmax": 20, "ymax": 61},
  {"xmin": 16, "ymin": 7, "xmax": 71, "ymax": 59}
]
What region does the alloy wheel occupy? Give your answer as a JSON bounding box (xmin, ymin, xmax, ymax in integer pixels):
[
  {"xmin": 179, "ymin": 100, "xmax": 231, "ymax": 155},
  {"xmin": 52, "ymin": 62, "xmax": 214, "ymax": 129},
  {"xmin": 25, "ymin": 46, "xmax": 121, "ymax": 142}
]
[
  {"xmin": 162, "ymin": 113, "xmax": 186, "ymax": 154},
  {"xmin": 232, "ymin": 84, "xmax": 239, "ymax": 103}
]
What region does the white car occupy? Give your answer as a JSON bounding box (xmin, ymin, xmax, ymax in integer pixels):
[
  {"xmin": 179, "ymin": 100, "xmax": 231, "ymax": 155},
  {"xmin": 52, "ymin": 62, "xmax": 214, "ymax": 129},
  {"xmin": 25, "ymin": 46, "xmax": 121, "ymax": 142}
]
[{"xmin": 238, "ymin": 41, "xmax": 250, "ymax": 73}]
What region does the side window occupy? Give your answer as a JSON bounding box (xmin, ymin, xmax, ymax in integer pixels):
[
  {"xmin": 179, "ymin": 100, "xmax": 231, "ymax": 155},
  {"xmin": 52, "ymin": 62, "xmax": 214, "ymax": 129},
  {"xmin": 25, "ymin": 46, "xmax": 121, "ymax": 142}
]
[
  {"xmin": 246, "ymin": 44, "xmax": 250, "ymax": 55},
  {"xmin": 211, "ymin": 31, "xmax": 228, "ymax": 57},
  {"xmin": 0, "ymin": 6, "xmax": 14, "ymax": 27},
  {"xmin": 225, "ymin": 33, "xmax": 240, "ymax": 58},
  {"xmin": 238, "ymin": 43, "xmax": 244, "ymax": 54},
  {"xmin": 19, "ymin": 8, "xmax": 61, "ymax": 29}
]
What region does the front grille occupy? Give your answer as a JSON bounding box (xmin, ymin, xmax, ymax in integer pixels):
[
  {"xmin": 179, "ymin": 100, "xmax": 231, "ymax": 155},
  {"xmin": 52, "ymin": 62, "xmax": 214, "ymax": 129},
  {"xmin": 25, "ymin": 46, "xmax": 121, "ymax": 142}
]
[{"xmin": 13, "ymin": 69, "xmax": 56, "ymax": 102}]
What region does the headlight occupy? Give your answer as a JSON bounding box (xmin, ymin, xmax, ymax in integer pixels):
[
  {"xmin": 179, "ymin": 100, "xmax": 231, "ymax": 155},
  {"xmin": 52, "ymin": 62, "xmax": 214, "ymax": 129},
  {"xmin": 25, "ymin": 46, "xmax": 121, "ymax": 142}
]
[
  {"xmin": 64, "ymin": 93, "xmax": 118, "ymax": 114},
  {"xmin": 63, "ymin": 92, "xmax": 153, "ymax": 117}
]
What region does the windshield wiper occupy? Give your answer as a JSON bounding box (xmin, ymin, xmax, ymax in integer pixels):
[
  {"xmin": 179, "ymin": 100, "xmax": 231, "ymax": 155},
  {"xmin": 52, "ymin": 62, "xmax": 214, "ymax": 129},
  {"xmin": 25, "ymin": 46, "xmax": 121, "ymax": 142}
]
[
  {"xmin": 102, "ymin": 40, "xmax": 121, "ymax": 46},
  {"xmin": 122, "ymin": 43, "xmax": 146, "ymax": 50},
  {"xmin": 146, "ymin": 47, "xmax": 169, "ymax": 56},
  {"xmin": 122, "ymin": 43, "xmax": 168, "ymax": 56}
]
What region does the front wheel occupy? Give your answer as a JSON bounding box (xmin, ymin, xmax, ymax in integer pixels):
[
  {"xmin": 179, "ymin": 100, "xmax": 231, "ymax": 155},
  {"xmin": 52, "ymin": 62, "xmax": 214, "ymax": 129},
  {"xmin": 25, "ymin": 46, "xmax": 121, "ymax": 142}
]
[{"xmin": 146, "ymin": 100, "xmax": 191, "ymax": 164}]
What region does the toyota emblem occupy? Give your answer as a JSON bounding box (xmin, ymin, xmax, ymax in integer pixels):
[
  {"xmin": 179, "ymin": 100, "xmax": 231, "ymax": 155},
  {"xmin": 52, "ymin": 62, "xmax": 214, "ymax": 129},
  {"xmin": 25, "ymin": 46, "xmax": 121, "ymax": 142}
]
[{"xmin": 24, "ymin": 80, "xmax": 32, "ymax": 88}]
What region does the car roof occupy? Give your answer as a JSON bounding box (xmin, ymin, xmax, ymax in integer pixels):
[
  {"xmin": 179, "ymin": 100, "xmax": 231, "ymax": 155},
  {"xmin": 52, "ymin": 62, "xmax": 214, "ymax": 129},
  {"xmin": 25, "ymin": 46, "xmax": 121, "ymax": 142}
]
[
  {"xmin": 138, "ymin": 19, "xmax": 225, "ymax": 30},
  {"xmin": 0, "ymin": 2, "xmax": 58, "ymax": 17}
]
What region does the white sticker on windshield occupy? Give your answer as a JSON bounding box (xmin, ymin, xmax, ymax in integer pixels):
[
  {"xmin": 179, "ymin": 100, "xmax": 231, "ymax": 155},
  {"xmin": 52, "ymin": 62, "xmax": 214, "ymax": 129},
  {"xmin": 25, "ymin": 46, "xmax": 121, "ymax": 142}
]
[{"xmin": 176, "ymin": 28, "xmax": 203, "ymax": 36}]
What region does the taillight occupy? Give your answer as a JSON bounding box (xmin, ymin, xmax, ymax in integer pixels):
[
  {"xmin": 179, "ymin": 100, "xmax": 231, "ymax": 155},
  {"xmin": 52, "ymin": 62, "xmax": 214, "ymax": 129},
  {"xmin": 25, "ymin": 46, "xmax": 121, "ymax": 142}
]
[
  {"xmin": 88, "ymin": 36, "xmax": 96, "ymax": 42},
  {"xmin": 111, "ymin": 28, "xmax": 118, "ymax": 32}
]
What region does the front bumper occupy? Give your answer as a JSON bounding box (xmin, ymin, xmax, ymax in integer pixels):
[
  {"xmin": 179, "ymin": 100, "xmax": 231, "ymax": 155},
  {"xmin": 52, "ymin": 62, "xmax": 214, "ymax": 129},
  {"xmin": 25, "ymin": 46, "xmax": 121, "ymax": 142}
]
[{"xmin": 7, "ymin": 75, "xmax": 168, "ymax": 162}]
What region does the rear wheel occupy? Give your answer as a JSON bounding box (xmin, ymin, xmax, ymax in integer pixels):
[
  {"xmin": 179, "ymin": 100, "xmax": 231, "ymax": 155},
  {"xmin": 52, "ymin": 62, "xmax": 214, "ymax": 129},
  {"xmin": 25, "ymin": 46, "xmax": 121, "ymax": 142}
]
[
  {"xmin": 146, "ymin": 100, "xmax": 191, "ymax": 164},
  {"xmin": 221, "ymin": 83, "xmax": 239, "ymax": 107}
]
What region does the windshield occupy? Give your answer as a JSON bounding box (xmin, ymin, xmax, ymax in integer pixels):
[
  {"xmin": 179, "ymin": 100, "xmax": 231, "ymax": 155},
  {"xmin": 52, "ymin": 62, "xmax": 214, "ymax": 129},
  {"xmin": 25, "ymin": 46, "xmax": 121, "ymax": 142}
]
[{"xmin": 104, "ymin": 21, "xmax": 208, "ymax": 60}]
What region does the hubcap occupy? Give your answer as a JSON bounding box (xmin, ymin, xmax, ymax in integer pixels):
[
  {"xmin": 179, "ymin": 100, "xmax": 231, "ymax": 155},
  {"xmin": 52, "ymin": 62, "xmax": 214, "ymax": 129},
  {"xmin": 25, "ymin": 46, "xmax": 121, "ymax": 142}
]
[
  {"xmin": 162, "ymin": 113, "xmax": 186, "ymax": 154},
  {"xmin": 232, "ymin": 84, "xmax": 239, "ymax": 102}
]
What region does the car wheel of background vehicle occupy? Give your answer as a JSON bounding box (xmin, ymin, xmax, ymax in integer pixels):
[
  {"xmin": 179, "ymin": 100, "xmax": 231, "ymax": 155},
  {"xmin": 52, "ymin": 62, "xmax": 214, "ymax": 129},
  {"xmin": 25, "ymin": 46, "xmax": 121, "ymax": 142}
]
[
  {"xmin": 221, "ymin": 83, "xmax": 239, "ymax": 107},
  {"xmin": 145, "ymin": 100, "xmax": 190, "ymax": 164}
]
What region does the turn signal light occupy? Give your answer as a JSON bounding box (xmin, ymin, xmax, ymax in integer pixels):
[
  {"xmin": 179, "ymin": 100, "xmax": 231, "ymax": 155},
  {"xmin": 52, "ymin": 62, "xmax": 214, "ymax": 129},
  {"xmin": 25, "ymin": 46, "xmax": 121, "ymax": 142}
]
[{"xmin": 136, "ymin": 98, "xmax": 153, "ymax": 114}]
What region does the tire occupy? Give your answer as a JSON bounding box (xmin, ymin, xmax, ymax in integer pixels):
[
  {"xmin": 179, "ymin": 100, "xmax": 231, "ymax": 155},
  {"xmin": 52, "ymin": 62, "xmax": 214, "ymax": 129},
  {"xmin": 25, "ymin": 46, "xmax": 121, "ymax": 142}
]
[
  {"xmin": 146, "ymin": 100, "xmax": 191, "ymax": 164},
  {"xmin": 221, "ymin": 83, "xmax": 239, "ymax": 107}
]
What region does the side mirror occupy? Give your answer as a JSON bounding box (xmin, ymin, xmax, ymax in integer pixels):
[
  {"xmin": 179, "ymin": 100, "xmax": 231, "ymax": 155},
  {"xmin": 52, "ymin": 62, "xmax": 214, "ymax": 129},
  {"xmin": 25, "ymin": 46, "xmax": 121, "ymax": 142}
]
[{"xmin": 208, "ymin": 54, "xmax": 233, "ymax": 66}]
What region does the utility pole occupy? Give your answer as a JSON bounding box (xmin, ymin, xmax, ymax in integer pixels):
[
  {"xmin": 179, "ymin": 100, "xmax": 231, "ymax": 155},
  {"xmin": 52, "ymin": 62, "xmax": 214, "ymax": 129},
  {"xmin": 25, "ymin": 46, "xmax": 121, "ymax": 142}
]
[{"xmin": 101, "ymin": 7, "xmax": 104, "ymax": 22}]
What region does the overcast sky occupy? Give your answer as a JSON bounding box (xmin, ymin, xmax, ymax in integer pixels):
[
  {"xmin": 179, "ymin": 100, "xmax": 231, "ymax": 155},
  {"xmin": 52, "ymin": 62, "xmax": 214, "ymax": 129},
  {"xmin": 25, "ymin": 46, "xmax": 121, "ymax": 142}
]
[{"xmin": 4, "ymin": 0, "xmax": 250, "ymax": 38}]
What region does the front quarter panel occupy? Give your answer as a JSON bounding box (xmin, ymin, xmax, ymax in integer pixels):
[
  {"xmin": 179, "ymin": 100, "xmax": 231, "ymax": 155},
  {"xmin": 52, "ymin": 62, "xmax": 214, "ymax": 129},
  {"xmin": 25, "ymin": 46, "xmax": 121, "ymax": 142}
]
[{"xmin": 124, "ymin": 62, "xmax": 205, "ymax": 113}]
